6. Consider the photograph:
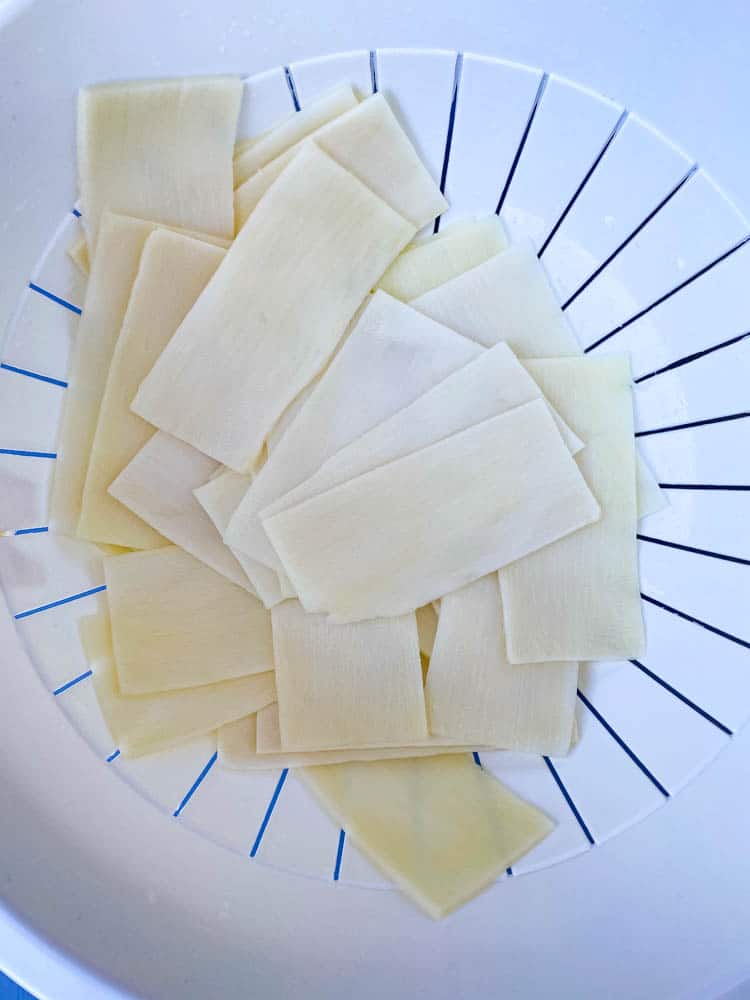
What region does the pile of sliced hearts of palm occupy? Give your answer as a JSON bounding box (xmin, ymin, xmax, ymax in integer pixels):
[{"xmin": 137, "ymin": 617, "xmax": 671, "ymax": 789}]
[{"xmin": 59, "ymin": 75, "xmax": 661, "ymax": 919}]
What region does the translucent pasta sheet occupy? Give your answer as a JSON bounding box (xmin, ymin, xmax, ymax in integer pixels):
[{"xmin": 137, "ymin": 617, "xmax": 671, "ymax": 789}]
[
  {"xmin": 80, "ymin": 615, "xmax": 276, "ymax": 758},
  {"xmin": 301, "ymin": 755, "xmax": 554, "ymax": 918},
  {"xmin": 78, "ymin": 230, "xmax": 225, "ymax": 548},
  {"xmin": 104, "ymin": 546, "xmax": 273, "ymax": 693},
  {"xmin": 410, "ymin": 240, "xmax": 581, "ymax": 356},
  {"xmin": 425, "ymin": 575, "xmax": 578, "ymax": 753},
  {"xmin": 244, "ymin": 341, "xmax": 581, "ymax": 591},
  {"xmin": 218, "ymin": 706, "xmax": 485, "ymax": 770},
  {"xmin": 264, "ymin": 398, "xmax": 599, "ymax": 621},
  {"xmin": 234, "ymin": 93, "xmax": 447, "ymax": 230},
  {"xmin": 134, "ymin": 145, "xmax": 414, "ymax": 472},
  {"xmin": 233, "ymin": 83, "xmax": 358, "ymax": 185},
  {"xmin": 500, "ymin": 356, "xmax": 645, "ymax": 662},
  {"xmin": 271, "ymin": 600, "xmax": 427, "ymax": 751},
  {"xmin": 79, "ymin": 76, "xmax": 241, "ymax": 249},
  {"xmin": 225, "ymin": 291, "xmax": 481, "ymax": 584},
  {"xmin": 50, "ymin": 213, "xmax": 158, "ymax": 535}
]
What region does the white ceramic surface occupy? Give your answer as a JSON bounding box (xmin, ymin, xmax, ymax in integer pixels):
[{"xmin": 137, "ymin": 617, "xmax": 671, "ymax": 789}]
[{"xmin": 2, "ymin": 4, "xmax": 750, "ymax": 1000}]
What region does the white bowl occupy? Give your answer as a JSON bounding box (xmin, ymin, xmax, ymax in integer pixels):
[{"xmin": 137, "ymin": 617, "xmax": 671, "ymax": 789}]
[{"xmin": 2, "ymin": 31, "xmax": 750, "ymax": 1000}]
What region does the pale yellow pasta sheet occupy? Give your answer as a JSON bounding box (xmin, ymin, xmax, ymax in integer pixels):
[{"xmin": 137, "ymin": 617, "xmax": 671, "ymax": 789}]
[
  {"xmin": 134, "ymin": 145, "xmax": 414, "ymax": 472},
  {"xmin": 224, "ymin": 291, "xmax": 481, "ymax": 587},
  {"xmin": 264, "ymin": 399, "xmax": 599, "ymax": 621},
  {"xmin": 78, "ymin": 230, "xmax": 225, "ymax": 548},
  {"xmin": 79, "ymin": 76, "xmax": 241, "ymax": 250},
  {"xmin": 301, "ymin": 755, "xmax": 554, "ymax": 918},
  {"xmin": 104, "ymin": 546, "xmax": 273, "ymax": 693},
  {"xmin": 80, "ymin": 615, "xmax": 276, "ymax": 758},
  {"xmin": 500, "ymin": 356, "xmax": 645, "ymax": 662},
  {"xmin": 271, "ymin": 600, "xmax": 427, "ymax": 751},
  {"xmin": 234, "ymin": 93, "xmax": 447, "ymax": 230},
  {"xmin": 233, "ymin": 83, "xmax": 359, "ymax": 185},
  {"xmin": 218, "ymin": 707, "xmax": 487, "ymax": 770},
  {"xmin": 410, "ymin": 240, "xmax": 581, "ymax": 356},
  {"xmin": 425, "ymin": 574, "xmax": 578, "ymax": 753}
]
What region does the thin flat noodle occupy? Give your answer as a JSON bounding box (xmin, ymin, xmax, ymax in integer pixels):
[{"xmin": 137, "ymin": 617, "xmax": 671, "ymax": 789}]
[
  {"xmin": 407, "ymin": 239, "xmax": 665, "ymax": 516},
  {"xmin": 50, "ymin": 212, "xmax": 228, "ymax": 535},
  {"xmin": 234, "ymin": 94, "xmax": 447, "ymax": 230},
  {"xmin": 104, "ymin": 546, "xmax": 273, "ymax": 693},
  {"xmin": 378, "ymin": 216, "xmax": 509, "ymax": 302},
  {"xmin": 410, "ymin": 240, "xmax": 581, "ymax": 356},
  {"xmin": 79, "ymin": 76, "xmax": 241, "ymax": 249},
  {"xmin": 271, "ymin": 600, "xmax": 427, "ymax": 751},
  {"xmin": 79, "ymin": 230, "xmax": 225, "ymax": 548},
  {"xmin": 425, "ymin": 575, "xmax": 578, "ymax": 754},
  {"xmin": 264, "ymin": 399, "xmax": 599, "ymax": 621},
  {"xmin": 301, "ymin": 755, "xmax": 554, "ymax": 919},
  {"xmin": 233, "ymin": 83, "xmax": 358, "ymax": 186},
  {"xmin": 80, "ymin": 615, "xmax": 276, "ymax": 758},
  {"xmin": 500, "ymin": 356, "xmax": 645, "ymax": 662},
  {"xmin": 134, "ymin": 145, "xmax": 414, "ymax": 472},
  {"xmin": 259, "ymin": 340, "xmax": 584, "ymax": 575},
  {"xmin": 218, "ymin": 707, "xmax": 486, "ymax": 770},
  {"xmin": 224, "ymin": 291, "xmax": 482, "ymax": 587},
  {"xmin": 109, "ymin": 432, "xmax": 254, "ymax": 592},
  {"xmin": 50, "ymin": 214, "xmax": 158, "ymax": 535}
]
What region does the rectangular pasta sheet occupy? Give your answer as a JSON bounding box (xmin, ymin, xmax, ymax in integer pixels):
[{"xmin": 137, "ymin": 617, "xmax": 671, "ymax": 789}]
[
  {"xmin": 78, "ymin": 614, "xmax": 275, "ymax": 757},
  {"xmin": 403, "ymin": 237, "xmax": 664, "ymax": 515},
  {"xmin": 234, "ymin": 93, "xmax": 447, "ymax": 230},
  {"xmin": 271, "ymin": 600, "xmax": 427, "ymax": 751},
  {"xmin": 500, "ymin": 356, "xmax": 645, "ymax": 662},
  {"xmin": 264, "ymin": 398, "xmax": 600, "ymax": 621},
  {"xmin": 410, "ymin": 240, "xmax": 581, "ymax": 357},
  {"xmin": 301, "ymin": 755, "xmax": 554, "ymax": 918},
  {"xmin": 224, "ymin": 291, "xmax": 482, "ymax": 583},
  {"xmin": 79, "ymin": 76, "xmax": 241, "ymax": 249},
  {"xmin": 425, "ymin": 575, "xmax": 578, "ymax": 753},
  {"xmin": 80, "ymin": 615, "xmax": 276, "ymax": 758},
  {"xmin": 50, "ymin": 213, "xmax": 157, "ymax": 535},
  {"xmin": 133, "ymin": 145, "xmax": 415, "ymax": 472},
  {"xmin": 219, "ymin": 707, "xmax": 486, "ymax": 770},
  {"xmin": 378, "ymin": 216, "xmax": 509, "ymax": 302},
  {"xmin": 233, "ymin": 83, "xmax": 359, "ymax": 185},
  {"xmin": 104, "ymin": 546, "xmax": 273, "ymax": 693},
  {"xmin": 109, "ymin": 432, "xmax": 254, "ymax": 592},
  {"xmin": 78, "ymin": 230, "xmax": 225, "ymax": 549},
  {"xmin": 260, "ymin": 340, "xmax": 583, "ymax": 545}
]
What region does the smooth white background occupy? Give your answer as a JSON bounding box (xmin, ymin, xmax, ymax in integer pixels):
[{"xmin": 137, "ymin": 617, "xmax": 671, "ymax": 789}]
[{"xmin": 1, "ymin": 1, "xmax": 749, "ymax": 998}]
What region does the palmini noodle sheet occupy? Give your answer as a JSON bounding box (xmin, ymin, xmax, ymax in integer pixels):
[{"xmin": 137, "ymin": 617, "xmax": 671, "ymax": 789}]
[
  {"xmin": 104, "ymin": 547, "xmax": 273, "ymax": 694},
  {"xmin": 264, "ymin": 400, "xmax": 599, "ymax": 622},
  {"xmin": 80, "ymin": 615, "xmax": 276, "ymax": 758},
  {"xmin": 134, "ymin": 145, "xmax": 415, "ymax": 472},
  {"xmin": 271, "ymin": 600, "xmax": 427, "ymax": 751}
]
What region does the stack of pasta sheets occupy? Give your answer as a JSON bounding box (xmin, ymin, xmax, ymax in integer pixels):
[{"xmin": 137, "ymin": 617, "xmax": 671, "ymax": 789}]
[{"xmin": 59, "ymin": 74, "xmax": 658, "ymax": 918}]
